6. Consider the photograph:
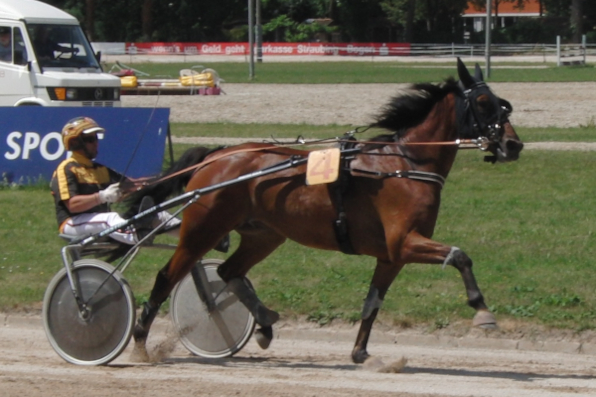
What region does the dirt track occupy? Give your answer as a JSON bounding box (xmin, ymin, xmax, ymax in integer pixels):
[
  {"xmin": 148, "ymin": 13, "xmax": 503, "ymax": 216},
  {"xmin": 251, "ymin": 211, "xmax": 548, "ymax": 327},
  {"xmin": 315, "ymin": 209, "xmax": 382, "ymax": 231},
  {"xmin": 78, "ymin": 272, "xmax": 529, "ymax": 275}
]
[
  {"xmin": 3, "ymin": 315, "xmax": 596, "ymax": 397},
  {"xmin": 122, "ymin": 82, "xmax": 596, "ymax": 128}
]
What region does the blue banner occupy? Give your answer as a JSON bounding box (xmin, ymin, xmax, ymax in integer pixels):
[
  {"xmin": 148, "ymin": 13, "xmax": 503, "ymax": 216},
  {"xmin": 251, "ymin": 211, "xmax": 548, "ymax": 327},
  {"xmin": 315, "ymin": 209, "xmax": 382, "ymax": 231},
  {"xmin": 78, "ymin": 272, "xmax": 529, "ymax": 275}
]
[{"xmin": 0, "ymin": 107, "xmax": 170, "ymax": 183}]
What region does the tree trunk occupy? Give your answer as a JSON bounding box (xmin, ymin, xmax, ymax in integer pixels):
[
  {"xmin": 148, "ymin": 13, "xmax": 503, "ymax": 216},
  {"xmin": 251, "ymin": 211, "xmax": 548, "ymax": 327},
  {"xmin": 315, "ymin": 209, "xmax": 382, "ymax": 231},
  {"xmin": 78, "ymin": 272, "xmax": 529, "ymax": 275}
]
[
  {"xmin": 142, "ymin": 0, "xmax": 154, "ymax": 41},
  {"xmin": 425, "ymin": 0, "xmax": 432, "ymax": 32},
  {"xmin": 571, "ymin": 0, "xmax": 583, "ymax": 42},
  {"xmin": 538, "ymin": 0, "xmax": 543, "ymax": 17},
  {"xmin": 405, "ymin": 0, "xmax": 415, "ymax": 42},
  {"xmin": 85, "ymin": 0, "xmax": 95, "ymax": 41}
]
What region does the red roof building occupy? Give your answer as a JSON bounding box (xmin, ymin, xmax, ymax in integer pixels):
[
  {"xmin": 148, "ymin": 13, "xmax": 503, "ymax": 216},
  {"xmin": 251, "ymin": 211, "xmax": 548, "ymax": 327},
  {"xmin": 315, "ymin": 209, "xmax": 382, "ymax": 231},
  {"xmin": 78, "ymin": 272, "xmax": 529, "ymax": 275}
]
[{"xmin": 463, "ymin": 0, "xmax": 543, "ymax": 32}]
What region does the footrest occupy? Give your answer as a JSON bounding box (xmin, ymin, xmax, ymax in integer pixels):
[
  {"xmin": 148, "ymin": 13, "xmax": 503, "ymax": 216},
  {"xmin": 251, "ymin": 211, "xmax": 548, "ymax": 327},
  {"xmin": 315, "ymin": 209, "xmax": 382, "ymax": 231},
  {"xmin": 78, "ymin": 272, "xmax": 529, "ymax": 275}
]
[{"xmin": 59, "ymin": 233, "xmax": 78, "ymax": 242}]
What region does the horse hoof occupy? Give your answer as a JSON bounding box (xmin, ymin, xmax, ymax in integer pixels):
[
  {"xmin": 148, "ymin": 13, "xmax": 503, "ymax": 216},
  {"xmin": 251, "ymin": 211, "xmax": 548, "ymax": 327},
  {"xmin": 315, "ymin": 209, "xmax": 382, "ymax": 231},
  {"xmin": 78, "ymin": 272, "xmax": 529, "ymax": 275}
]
[
  {"xmin": 473, "ymin": 310, "xmax": 498, "ymax": 329},
  {"xmin": 255, "ymin": 326, "xmax": 273, "ymax": 350},
  {"xmin": 129, "ymin": 341, "xmax": 150, "ymax": 363},
  {"xmin": 352, "ymin": 349, "xmax": 369, "ymax": 364}
]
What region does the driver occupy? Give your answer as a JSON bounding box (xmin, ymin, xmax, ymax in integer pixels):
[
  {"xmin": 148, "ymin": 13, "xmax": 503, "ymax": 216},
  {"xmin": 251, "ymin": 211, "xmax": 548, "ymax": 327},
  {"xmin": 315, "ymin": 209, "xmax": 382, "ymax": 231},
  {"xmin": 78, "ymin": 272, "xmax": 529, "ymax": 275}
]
[
  {"xmin": 50, "ymin": 116, "xmax": 180, "ymax": 244},
  {"xmin": 0, "ymin": 27, "xmax": 12, "ymax": 62}
]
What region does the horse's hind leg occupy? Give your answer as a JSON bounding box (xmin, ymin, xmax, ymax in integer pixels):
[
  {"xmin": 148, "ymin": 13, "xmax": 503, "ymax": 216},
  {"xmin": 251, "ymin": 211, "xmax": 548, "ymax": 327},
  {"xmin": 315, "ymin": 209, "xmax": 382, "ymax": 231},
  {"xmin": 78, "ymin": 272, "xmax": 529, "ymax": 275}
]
[
  {"xmin": 218, "ymin": 225, "xmax": 286, "ymax": 348},
  {"xmin": 403, "ymin": 232, "xmax": 496, "ymax": 328}
]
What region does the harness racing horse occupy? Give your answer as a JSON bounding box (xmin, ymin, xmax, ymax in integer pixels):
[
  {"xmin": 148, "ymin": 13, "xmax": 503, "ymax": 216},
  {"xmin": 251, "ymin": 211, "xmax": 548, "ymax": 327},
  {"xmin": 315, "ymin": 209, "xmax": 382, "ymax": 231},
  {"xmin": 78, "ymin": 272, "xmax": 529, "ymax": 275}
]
[{"xmin": 130, "ymin": 58, "xmax": 523, "ymax": 364}]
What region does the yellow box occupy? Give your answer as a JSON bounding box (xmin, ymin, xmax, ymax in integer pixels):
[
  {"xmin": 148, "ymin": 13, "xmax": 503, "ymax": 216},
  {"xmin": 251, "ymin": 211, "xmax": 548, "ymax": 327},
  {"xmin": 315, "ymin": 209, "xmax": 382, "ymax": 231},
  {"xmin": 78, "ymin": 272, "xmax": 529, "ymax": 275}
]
[
  {"xmin": 179, "ymin": 73, "xmax": 214, "ymax": 87},
  {"xmin": 120, "ymin": 75, "xmax": 138, "ymax": 88}
]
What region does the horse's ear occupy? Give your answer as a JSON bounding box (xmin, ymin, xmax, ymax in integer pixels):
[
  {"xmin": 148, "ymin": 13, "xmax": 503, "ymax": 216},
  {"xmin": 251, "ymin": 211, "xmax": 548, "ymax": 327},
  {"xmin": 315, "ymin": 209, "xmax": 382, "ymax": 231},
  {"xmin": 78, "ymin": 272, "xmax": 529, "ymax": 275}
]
[
  {"xmin": 474, "ymin": 63, "xmax": 484, "ymax": 81},
  {"xmin": 457, "ymin": 57, "xmax": 474, "ymax": 89}
]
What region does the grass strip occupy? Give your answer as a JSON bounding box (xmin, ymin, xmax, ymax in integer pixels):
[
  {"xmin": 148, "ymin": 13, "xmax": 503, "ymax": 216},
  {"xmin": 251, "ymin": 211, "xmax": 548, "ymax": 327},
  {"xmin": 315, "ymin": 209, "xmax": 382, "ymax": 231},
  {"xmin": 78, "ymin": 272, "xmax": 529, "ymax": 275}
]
[{"xmin": 105, "ymin": 62, "xmax": 596, "ymax": 84}]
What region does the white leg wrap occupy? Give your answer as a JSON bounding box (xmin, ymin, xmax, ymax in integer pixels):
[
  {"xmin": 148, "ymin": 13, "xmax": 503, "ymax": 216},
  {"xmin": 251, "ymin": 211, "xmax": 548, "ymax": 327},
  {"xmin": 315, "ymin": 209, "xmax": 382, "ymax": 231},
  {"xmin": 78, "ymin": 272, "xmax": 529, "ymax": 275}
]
[{"xmin": 442, "ymin": 246, "xmax": 460, "ymax": 270}]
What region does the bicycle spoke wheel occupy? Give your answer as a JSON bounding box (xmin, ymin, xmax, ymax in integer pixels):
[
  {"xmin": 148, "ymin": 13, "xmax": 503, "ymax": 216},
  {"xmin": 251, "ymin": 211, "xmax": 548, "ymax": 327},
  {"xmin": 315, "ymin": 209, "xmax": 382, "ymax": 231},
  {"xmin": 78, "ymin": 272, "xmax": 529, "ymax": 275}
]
[
  {"xmin": 43, "ymin": 259, "xmax": 135, "ymax": 365},
  {"xmin": 170, "ymin": 258, "xmax": 256, "ymax": 358}
]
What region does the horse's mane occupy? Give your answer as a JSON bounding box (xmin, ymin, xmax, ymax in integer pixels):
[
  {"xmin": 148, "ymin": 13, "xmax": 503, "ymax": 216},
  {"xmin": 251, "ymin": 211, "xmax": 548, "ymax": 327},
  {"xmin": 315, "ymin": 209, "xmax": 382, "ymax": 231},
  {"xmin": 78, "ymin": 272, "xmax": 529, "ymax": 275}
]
[{"xmin": 368, "ymin": 78, "xmax": 459, "ymax": 142}]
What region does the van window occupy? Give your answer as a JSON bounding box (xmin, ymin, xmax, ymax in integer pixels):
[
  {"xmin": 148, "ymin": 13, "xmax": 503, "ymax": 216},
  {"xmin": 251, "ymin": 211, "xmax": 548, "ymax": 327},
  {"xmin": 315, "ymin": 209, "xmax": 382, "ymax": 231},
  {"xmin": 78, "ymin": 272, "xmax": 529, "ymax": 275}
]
[
  {"xmin": 0, "ymin": 26, "xmax": 27, "ymax": 65},
  {"xmin": 13, "ymin": 28, "xmax": 27, "ymax": 65},
  {"xmin": 0, "ymin": 26, "xmax": 12, "ymax": 63},
  {"xmin": 27, "ymin": 24, "xmax": 101, "ymax": 70}
]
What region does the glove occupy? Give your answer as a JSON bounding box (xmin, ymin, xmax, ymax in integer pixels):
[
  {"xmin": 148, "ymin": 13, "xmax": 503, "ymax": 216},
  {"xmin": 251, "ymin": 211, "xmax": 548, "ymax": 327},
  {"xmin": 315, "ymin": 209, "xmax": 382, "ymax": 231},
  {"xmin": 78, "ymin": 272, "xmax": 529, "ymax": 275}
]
[{"xmin": 98, "ymin": 183, "xmax": 122, "ymax": 204}]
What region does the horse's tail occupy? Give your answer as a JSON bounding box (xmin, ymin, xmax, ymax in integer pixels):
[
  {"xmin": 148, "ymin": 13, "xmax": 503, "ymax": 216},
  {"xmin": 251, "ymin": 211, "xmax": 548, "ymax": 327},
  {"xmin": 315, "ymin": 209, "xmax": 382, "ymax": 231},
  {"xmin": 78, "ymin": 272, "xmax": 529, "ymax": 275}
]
[
  {"xmin": 97, "ymin": 146, "xmax": 223, "ymax": 263},
  {"xmin": 122, "ymin": 145, "xmax": 223, "ymax": 218}
]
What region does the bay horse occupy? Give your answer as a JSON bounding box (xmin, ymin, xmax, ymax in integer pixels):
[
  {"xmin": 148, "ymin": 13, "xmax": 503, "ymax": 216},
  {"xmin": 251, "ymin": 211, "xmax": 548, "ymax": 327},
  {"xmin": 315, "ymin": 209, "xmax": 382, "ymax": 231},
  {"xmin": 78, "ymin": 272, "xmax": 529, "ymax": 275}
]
[{"xmin": 129, "ymin": 58, "xmax": 523, "ymax": 364}]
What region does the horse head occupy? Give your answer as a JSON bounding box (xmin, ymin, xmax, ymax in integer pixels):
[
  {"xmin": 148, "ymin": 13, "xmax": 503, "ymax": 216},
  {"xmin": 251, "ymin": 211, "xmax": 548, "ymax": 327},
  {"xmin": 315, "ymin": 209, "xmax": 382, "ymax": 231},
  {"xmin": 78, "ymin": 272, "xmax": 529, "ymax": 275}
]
[{"xmin": 457, "ymin": 58, "xmax": 523, "ymax": 163}]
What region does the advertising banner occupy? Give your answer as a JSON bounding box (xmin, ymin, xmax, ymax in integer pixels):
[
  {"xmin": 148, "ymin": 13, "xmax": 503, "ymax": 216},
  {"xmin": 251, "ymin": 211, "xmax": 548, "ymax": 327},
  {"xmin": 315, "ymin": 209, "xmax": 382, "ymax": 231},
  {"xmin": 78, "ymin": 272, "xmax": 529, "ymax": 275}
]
[
  {"xmin": 125, "ymin": 42, "xmax": 411, "ymax": 56},
  {"xmin": 0, "ymin": 107, "xmax": 169, "ymax": 184}
]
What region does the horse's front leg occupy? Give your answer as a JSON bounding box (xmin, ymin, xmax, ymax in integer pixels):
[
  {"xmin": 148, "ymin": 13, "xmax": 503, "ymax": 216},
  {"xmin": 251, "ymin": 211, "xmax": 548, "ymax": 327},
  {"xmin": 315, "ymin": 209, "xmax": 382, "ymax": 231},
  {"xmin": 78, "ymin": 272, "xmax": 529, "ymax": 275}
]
[
  {"xmin": 131, "ymin": 265, "xmax": 173, "ymax": 361},
  {"xmin": 402, "ymin": 232, "xmax": 497, "ymax": 328},
  {"xmin": 352, "ymin": 259, "xmax": 404, "ymax": 364}
]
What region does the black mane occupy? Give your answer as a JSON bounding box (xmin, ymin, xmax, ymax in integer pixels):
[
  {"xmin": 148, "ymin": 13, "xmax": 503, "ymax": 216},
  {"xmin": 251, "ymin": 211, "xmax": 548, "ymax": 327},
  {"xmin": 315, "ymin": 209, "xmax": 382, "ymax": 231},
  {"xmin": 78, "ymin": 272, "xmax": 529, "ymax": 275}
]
[{"xmin": 368, "ymin": 78, "xmax": 459, "ymax": 141}]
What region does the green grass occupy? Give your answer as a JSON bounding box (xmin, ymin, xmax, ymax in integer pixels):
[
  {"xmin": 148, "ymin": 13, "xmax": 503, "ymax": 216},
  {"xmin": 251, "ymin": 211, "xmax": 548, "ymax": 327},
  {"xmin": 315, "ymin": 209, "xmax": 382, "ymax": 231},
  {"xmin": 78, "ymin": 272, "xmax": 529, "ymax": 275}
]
[
  {"xmin": 2, "ymin": 143, "xmax": 596, "ymax": 332},
  {"xmin": 105, "ymin": 61, "xmax": 596, "ymax": 84}
]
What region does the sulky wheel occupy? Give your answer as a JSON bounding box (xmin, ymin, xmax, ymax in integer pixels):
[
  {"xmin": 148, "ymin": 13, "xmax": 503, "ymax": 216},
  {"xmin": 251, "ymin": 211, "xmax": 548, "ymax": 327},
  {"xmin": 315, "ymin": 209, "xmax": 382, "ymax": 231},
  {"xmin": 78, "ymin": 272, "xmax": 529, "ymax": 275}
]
[
  {"xmin": 43, "ymin": 259, "xmax": 135, "ymax": 366},
  {"xmin": 170, "ymin": 258, "xmax": 256, "ymax": 358}
]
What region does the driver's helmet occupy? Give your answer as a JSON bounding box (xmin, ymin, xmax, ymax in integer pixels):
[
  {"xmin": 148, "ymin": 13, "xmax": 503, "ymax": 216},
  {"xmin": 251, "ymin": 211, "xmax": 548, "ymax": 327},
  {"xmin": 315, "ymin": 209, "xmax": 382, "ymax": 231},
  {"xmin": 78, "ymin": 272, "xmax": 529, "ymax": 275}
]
[{"xmin": 62, "ymin": 116, "xmax": 105, "ymax": 150}]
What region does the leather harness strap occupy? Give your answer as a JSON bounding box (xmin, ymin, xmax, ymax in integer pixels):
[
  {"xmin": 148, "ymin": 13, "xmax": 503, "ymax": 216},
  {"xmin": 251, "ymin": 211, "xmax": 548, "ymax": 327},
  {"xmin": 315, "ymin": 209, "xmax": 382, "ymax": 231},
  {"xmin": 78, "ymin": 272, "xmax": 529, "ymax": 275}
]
[
  {"xmin": 330, "ymin": 136, "xmax": 359, "ymax": 255},
  {"xmin": 126, "ymin": 138, "xmax": 479, "ymax": 193}
]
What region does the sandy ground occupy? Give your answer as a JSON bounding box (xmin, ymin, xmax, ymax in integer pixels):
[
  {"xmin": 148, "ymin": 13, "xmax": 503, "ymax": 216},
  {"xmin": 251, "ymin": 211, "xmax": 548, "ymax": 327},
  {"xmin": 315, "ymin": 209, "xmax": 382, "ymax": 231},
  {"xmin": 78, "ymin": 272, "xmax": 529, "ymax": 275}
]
[
  {"xmin": 122, "ymin": 82, "xmax": 596, "ymax": 129},
  {"xmin": 4, "ymin": 83, "xmax": 595, "ymax": 395},
  {"xmin": 3, "ymin": 315, "xmax": 596, "ymax": 397}
]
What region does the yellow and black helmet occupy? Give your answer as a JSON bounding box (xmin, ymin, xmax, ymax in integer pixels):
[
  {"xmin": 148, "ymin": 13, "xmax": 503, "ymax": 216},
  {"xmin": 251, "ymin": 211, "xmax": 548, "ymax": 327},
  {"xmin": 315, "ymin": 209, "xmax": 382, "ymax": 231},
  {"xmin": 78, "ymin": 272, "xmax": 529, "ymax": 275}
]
[{"xmin": 61, "ymin": 116, "xmax": 105, "ymax": 150}]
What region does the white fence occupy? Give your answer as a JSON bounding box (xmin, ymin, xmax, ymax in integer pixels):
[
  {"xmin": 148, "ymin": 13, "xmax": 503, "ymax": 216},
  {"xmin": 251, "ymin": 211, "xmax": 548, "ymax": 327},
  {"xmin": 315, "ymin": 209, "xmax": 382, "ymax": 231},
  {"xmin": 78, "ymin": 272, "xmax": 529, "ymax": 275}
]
[{"xmin": 411, "ymin": 41, "xmax": 596, "ymax": 62}]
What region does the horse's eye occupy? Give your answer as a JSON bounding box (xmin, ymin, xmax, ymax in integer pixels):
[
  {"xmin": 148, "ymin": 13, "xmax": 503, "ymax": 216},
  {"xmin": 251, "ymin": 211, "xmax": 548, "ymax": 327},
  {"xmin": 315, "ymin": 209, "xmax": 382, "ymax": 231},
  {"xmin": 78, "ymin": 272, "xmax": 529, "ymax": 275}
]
[{"xmin": 475, "ymin": 95, "xmax": 493, "ymax": 113}]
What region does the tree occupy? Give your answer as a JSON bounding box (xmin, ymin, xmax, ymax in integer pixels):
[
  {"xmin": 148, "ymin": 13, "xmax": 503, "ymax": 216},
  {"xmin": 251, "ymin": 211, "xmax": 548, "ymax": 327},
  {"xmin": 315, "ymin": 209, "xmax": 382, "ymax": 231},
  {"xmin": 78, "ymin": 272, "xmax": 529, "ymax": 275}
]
[
  {"xmin": 381, "ymin": 0, "xmax": 467, "ymax": 42},
  {"xmin": 141, "ymin": 0, "xmax": 153, "ymax": 41},
  {"xmin": 85, "ymin": 0, "xmax": 95, "ymax": 40},
  {"xmin": 570, "ymin": 0, "xmax": 583, "ymax": 41},
  {"xmin": 36, "ymin": 0, "xmax": 596, "ymax": 43}
]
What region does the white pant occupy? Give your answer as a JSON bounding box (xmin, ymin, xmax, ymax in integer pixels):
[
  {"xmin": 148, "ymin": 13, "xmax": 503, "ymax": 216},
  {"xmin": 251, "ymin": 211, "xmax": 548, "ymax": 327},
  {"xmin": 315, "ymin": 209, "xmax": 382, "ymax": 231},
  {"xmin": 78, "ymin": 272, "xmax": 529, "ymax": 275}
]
[{"xmin": 62, "ymin": 211, "xmax": 181, "ymax": 245}]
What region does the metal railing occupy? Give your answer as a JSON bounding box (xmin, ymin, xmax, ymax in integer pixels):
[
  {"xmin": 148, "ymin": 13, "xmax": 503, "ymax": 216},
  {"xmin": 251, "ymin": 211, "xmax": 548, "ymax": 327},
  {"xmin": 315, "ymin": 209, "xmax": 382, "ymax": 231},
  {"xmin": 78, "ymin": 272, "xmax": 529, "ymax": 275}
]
[
  {"xmin": 95, "ymin": 42, "xmax": 596, "ymax": 62},
  {"xmin": 410, "ymin": 43, "xmax": 596, "ymax": 59}
]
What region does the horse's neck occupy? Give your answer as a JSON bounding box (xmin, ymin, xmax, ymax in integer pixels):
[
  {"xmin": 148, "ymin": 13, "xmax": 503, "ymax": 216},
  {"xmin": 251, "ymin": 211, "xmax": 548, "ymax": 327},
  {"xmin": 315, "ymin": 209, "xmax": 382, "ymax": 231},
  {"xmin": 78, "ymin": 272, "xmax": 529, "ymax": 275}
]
[{"xmin": 397, "ymin": 94, "xmax": 459, "ymax": 177}]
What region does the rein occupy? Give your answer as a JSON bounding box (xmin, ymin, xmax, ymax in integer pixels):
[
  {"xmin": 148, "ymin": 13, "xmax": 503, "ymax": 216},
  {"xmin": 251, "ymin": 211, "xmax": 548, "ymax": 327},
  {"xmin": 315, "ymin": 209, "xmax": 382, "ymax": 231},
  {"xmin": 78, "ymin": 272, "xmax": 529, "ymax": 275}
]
[{"xmin": 124, "ymin": 137, "xmax": 489, "ymax": 193}]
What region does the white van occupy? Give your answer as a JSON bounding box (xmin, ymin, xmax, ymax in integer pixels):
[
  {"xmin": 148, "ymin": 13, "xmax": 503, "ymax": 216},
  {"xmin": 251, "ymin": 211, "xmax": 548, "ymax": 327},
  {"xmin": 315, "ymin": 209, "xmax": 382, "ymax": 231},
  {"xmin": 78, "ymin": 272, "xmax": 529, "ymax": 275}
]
[{"xmin": 0, "ymin": 0, "xmax": 120, "ymax": 107}]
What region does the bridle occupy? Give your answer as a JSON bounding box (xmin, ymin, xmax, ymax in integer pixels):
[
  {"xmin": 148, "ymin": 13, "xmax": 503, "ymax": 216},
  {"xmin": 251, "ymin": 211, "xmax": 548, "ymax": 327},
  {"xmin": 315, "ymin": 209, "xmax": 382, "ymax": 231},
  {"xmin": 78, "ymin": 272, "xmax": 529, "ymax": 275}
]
[{"xmin": 457, "ymin": 81, "xmax": 512, "ymax": 162}]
